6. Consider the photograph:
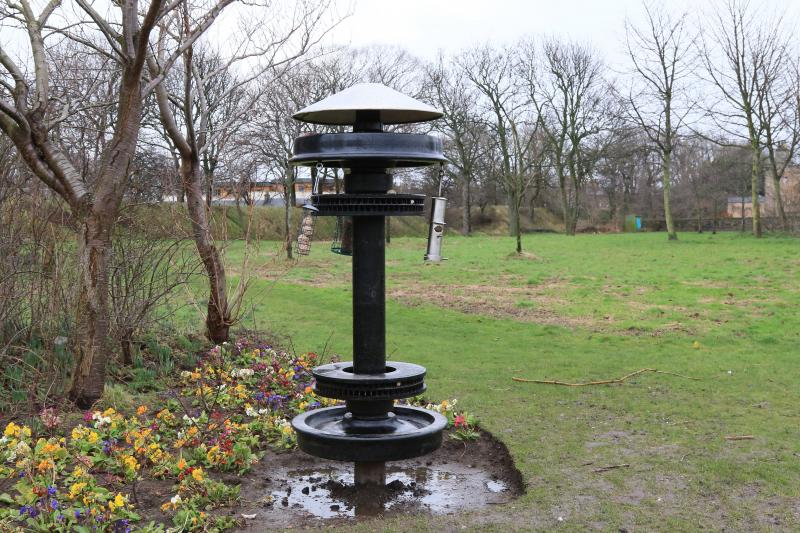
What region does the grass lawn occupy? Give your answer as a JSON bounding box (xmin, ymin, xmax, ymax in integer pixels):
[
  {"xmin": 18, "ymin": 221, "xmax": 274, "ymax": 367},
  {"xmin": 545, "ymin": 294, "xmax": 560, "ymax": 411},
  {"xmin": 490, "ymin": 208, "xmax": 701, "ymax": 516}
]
[{"xmin": 184, "ymin": 231, "xmax": 800, "ymax": 531}]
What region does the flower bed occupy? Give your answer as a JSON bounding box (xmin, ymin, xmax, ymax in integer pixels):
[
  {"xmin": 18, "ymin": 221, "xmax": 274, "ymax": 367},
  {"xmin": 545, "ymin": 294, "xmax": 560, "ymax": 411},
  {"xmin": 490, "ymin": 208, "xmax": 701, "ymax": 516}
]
[{"xmin": 0, "ymin": 340, "xmax": 478, "ymax": 532}]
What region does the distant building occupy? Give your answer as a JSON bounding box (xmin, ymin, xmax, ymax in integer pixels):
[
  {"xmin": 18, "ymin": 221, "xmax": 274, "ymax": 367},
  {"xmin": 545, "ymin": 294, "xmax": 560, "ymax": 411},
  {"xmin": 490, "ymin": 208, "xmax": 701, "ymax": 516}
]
[
  {"xmin": 725, "ymin": 163, "xmax": 800, "ymax": 218},
  {"xmin": 764, "ymin": 165, "xmax": 800, "ymax": 216},
  {"xmin": 726, "ymin": 195, "xmax": 765, "ymax": 218},
  {"xmin": 214, "ymin": 177, "xmax": 336, "ymax": 206}
]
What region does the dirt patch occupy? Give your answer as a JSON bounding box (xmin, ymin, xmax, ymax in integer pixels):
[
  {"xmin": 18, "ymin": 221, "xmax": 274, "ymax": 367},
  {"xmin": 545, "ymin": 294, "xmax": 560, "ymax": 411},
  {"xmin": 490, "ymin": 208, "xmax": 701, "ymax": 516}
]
[
  {"xmin": 232, "ymin": 428, "xmax": 524, "ymax": 530},
  {"xmin": 130, "ymin": 478, "xmax": 177, "ymax": 525},
  {"xmin": 388, "ymin": 281, "xmax": 602, "ymax": 330},
  {"xmin": 107, "ymin": 429, "xmax": 523, "ymax": 531}
]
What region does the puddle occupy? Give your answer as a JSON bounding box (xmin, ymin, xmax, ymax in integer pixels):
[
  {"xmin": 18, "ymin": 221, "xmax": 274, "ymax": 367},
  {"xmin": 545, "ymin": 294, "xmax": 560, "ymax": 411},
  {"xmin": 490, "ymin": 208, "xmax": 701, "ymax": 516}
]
[
  {"xmin": 265, "ymin": 463, "xmax": 511, "ymax": 519},
  {"xmin": 234, "ymin": 429, "xmax": 524, "ymax": 530}
]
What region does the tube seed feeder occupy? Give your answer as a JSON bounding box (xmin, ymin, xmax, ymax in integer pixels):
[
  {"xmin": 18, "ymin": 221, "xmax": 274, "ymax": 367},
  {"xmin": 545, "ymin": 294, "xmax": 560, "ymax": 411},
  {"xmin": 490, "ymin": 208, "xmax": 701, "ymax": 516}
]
[{"xmin": 289, "ymin": 83, "xmax": 448, "ymax": 489}]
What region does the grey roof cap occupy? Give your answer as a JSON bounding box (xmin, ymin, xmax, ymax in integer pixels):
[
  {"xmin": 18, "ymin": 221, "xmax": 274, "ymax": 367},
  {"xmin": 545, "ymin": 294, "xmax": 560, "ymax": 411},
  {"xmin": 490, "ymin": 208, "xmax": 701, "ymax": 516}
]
[{"xmin": 293, "ymin": 83, "xmax": 443, "ymax": 126}]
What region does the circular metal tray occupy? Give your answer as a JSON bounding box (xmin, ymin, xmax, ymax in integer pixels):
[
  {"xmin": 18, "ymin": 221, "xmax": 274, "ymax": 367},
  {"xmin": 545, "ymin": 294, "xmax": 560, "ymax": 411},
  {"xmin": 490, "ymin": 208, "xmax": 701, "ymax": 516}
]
[
  {"xmin": 290, "ymin": 132, "xmax": 445, "ymax": 167},
  {"xmin": 312, "ymin": 361, "xmax": 427, "ymax": 401},
  {"xmin": 310, "ymin": 193, "xmax": 425, "ymax": 217},
  {"xmin": 291, "ymin": 405, "xmax": 447, "ymax": 462}
]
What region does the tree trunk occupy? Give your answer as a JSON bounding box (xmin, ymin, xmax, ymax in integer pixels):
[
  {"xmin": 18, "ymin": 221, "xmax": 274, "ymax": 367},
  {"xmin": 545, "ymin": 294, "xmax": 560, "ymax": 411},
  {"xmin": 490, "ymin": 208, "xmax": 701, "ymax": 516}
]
[
  {"xmin": 67, "ymin": 61, "xmax": 147, "ymax": 406},
  {"xmin": 569, "ymin": 209, "xmax": 578, "ymax": 235},
  {"xmin": 559, "ymin": 177, "xmax": 572, "ymax": 235},
  {"xmin": 121, "ymin": 335, "xmax": 135, "ymax": 366},
  {"xmin": 68, "ymin": 213, "xmax": 112, "ymax": 408},
  {"xmin": 183, "ymin": 155, "xmax": 230, "ymax": 343},
  {"xmin": 284, "ymin": 170, "xmax": 294, "ymax": 260},
  {"xmin": 765, "ymin": 136, "xmax": 789, "ymax": 232},
  {"xmin": 461, "ymin": 177, "xmax": 471, "ymax": 236},
  {"xmin": 508, "ymin": 188, "xmax": 520, "ymax": 237},
  {"xmin": 662, "ymin": 152, "xmax": 677, "ymax": 240},
  {"xmin": 205, "ymin": 168, "xmax": 213, "ymax": 208},
  {"xmin": 569, "ymin": 177, "xmax": 581, "ymax": 235},
  {"xmin": 514, "ymin": 198, "xmax": 523, "ymax": 254},
  {"xmin": 750, "ymin": 149, "xmax": 762, "ymax": 237}
]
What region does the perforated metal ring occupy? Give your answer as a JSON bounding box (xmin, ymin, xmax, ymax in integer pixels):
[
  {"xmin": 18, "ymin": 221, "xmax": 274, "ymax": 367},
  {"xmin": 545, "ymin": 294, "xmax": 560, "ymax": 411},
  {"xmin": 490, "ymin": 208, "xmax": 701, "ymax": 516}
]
[{"xmin": 312, "ymin": 361, "xmax": 427, "ymax": 401}]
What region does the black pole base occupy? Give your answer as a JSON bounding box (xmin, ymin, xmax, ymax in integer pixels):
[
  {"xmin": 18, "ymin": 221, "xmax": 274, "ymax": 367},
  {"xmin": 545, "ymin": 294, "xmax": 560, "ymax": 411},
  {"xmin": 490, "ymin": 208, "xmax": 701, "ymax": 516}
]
[{"xmin": 291, "ymin": 405, "xmax": 447, "ymax": 463}]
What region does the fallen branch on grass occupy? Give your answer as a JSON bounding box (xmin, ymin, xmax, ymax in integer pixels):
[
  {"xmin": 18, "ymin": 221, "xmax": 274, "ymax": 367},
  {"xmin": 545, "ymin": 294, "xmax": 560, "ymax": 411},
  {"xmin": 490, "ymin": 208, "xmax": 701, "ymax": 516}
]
[
  {"xmin": 511, "ymin": 368, "xmax": 700, "ymax": 387},
  {"xmin": 593, "ymin": 463, "xmax": 630, "ymax": 473},
  {"xmin": 724, "ymin": 435, "xmax": 754, "ymax": 441}
]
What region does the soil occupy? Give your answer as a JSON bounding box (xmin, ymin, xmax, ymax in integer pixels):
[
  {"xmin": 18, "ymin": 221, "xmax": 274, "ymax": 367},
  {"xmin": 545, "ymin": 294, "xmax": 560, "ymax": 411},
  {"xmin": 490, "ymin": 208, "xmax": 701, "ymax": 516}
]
[
  {"xmin": 233, "ymin": 428, "xmax": 523, "ymax": 530},
  {"xmin": 132, "ymin": 428, "xmax": 525, "ymax": 531}
]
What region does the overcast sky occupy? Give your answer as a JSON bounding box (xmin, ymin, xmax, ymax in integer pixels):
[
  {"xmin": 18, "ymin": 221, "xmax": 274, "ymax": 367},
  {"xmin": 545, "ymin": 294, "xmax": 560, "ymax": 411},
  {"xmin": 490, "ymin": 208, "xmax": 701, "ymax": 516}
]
[{"xmin": 328, "ymin": 0, "xmax": 798, "ymax": 67}]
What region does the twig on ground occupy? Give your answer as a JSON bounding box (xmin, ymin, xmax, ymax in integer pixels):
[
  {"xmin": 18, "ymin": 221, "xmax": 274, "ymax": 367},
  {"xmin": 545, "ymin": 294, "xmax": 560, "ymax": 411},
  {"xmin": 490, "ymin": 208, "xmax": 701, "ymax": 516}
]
[
  {"xmin": 724, "ymin": 435, "xmax": 754, "ymax": 441},
  {"xmin": 592, "ymin": 463, "xmax": 630, "ymax": 473},
  {"xmin": 512, "ymin": 368, "xmax": 700, "ymax": 386}
]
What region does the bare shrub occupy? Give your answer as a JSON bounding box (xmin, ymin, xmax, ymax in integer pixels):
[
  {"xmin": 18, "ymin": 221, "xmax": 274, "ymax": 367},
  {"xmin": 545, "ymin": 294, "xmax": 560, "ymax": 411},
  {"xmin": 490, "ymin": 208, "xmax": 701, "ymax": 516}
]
[{"xmin": 109, "ymin": 231, "xmax": 200, "ymax": 366}]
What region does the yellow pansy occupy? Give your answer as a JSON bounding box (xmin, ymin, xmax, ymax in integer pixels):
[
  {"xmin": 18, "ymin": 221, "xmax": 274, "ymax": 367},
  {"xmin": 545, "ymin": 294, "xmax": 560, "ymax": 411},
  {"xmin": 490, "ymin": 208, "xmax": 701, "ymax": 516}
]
[
  {"xmin": 108, "ymin": 493, "xmax": 126, "ymax": 511},
  {"xmin": 3, "ymin": 422, "xmax": 19, "ymax": 438},
  {"xmin": 122, "ymin": 455, "xmax": 139, "ymax": 471},
  {"xmin": 68, "ymin": 482, "xmax": 87, "ymax": 500}
]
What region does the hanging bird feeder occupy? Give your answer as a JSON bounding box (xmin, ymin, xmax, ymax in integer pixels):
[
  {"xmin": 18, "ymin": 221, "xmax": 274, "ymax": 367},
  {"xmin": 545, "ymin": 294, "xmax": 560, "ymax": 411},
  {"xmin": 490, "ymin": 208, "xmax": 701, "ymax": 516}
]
[
  {"xmin": 425, "ymin": 164, "xmax": 448, "ymax": 262},
  {"xmin": 331, "ymin": 216, "xmax": 353, "ymax": 256},
  {"xmin": 296, "ymin": 163, "xmax": 323, "ymax": 256}
]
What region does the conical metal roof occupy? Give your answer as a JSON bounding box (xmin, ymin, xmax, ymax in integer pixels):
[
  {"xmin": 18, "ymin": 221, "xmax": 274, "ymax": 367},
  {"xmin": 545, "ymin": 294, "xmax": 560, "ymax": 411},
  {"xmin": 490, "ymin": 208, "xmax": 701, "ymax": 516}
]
[{"xmin": 293, "ymin": 83, "xmax": 443, "ymax": 126}]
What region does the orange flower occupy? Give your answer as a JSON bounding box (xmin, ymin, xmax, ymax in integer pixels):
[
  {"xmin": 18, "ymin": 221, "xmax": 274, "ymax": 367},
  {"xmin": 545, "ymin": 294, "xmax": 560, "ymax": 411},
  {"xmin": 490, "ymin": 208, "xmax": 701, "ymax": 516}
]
[{"xmin": 136, "ymin": 405, "xmax": 148, "ymax": 416}]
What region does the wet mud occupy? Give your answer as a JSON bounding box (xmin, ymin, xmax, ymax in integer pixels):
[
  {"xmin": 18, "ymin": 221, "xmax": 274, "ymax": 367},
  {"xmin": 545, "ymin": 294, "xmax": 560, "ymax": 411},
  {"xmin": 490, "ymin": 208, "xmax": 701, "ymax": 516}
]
[{"xmin": 234, "ymin": 429, "xmax": 524, "ymax": 530}]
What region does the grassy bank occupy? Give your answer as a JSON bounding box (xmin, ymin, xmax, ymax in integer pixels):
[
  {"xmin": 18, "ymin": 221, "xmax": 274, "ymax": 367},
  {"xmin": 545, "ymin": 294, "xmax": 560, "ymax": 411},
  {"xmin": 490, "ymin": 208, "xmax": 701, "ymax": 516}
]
[{"xmin": 128, "ymin": 203, "xmax": 562, "ymax": 241}]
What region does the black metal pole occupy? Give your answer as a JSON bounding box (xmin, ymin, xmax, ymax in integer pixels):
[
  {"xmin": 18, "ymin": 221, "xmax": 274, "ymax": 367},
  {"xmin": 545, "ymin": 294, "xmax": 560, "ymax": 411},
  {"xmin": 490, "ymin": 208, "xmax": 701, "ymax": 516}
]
[
  {"xmin": 351, "ymin": 214, "xmax": 385, "ymax": 374},
  {"xmin": 349, "ymin": 110, "xmax": 389, "ymax": 488}
]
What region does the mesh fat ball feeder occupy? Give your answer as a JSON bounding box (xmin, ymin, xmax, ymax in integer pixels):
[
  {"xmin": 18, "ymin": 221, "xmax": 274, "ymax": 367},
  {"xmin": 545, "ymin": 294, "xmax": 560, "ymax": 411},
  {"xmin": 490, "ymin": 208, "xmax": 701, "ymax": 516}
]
[{"xmin": 289, "ymin": 83, "xmax": 448, "ymax": 488}]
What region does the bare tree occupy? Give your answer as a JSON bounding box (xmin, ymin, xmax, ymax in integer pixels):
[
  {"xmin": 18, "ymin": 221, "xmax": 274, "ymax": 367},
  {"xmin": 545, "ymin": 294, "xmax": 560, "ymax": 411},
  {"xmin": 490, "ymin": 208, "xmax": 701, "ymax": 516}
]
[
  {"xmin": 0, "ymin": 0, "xmax": 200, "ymax": 406},
  {"xmin": 758, "ymin": 56, "xmax": 800, "ymax": 230},
  {"xmin": 672, "ymin": 136, "xmax": 715, "ymax": 231},
  {"xmin": 625, "ymin": 2, "xmax": 695, "ymax": 240},
  {"xmin": 109, "ymin": 235, "xmax": 198, "ymax": 365},
  {"xmin": 524, "ymin": 38, "xmax": 611, "ymax": 235},
  {"xmin": 150, "ymin": 0, "xmax": 334, "ymax": 341},
  {"xmin": 701, "ymin": 0, "xmax": 791, "ymax": 237},
  {"xmin": 248, "ymin": 65, "xmax": 320, "ymax": 260},
  {"xmin": 424, "ymin": 54, "xmax": 487, "ymax": 235},
  {"xmin": 594, "ymin": 125, "xmax": 649, "ymax": 228},
  {"xmin": 459, "ymin": 44, "xmax": 540, "ymax": 252}
]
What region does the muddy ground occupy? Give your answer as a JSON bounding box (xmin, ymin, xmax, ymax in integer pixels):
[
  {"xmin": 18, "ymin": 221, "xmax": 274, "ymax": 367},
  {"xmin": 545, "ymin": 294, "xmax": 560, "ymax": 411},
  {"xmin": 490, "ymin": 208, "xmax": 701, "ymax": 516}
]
[{"xmin": 135, "ymin": 428, "xmax": 524, "ymax": 531}]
